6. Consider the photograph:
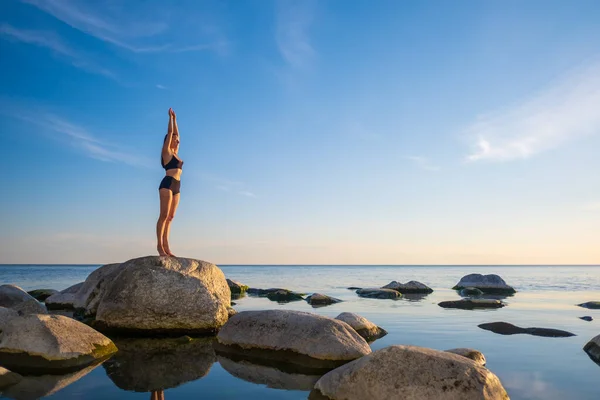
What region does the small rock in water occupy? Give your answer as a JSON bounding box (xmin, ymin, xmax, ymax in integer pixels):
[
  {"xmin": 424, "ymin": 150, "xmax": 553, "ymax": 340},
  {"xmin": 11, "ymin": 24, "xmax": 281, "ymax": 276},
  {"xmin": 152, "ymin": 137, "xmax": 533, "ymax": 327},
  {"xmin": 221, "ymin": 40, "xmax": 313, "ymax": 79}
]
[
  {"xmin": 445, "ymin": 348, "xmax": 486, "ymax": 366},
  {"xmin": 438, "ymin": 299, "xmax": 504, "ymax": 310},
  {"xmin": 584, "ymin": 334, "xmax": 600, "ymax": 366},
  {"xmin": 381, "ymin": 281, "xmax": 433, "ymax": 294},
  {"xmin": 580, "ymin": 316, "xmax": 593, "ymax": 322},
  {"xmin": 227, "ymin": 279, "xmax": 249, "ymax": 295},
  {"xmin": 346, "ymin": 287, "xmax": 362, "ymax": 290},
  {"xmin": 577, "ymin": 301, "xmax": 600, "ymax": 309},
  {"xmin": 478, "ymin": 322, "xmax": 575, "ymax": 337},
  {"xmin": 266, "ymin": 289, "xmax": 304, "ymax": 303},
  {"xmin": 459, "ymin": 287, "xmax": 484, "ymax": 297},
  {"xmin": 452, "ymin": 273, "xmax": 516, "ymax": 294},
  {"xmin": 306, "ymin": 293, "xmax": 342, "ymax": 307},
  {"xmin": 27, "ymin": 289, "xmax": 59, "ymax": 302},
  {"xmin": 356, "ymin": 288, "xmax": 401, "ymax": 300},
  {"xmin": 335, "ymin": 312, "xmax": 387, "ymax": 342},
  {"xmin": 310, "ymin": 345, "xmax": 509, "ymax": 400}
]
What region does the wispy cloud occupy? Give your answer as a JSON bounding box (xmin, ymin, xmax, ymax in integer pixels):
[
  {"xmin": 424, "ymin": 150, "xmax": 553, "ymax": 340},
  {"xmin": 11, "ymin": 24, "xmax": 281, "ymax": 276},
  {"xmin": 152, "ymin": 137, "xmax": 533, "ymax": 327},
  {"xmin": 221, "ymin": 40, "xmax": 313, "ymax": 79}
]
[
  {"xmin": 405, "ymin": 156, "xmax": 440, "ymax": 171},
  {"xmin": 3, "ymin": 103, "xmax": 150, "ymax": 167},
  {"xmin": 156, "ymin": 84, "xmax": 167, "ymax": 90},
  {"xmin": 276, "ymin": 0, "xmax": 315, "ymax": 69},
  {"xmin": 22, "ymin": 0, "xmax": 228, "ymax": 54},
  {"xmin": 201, "ymin": 173, "xmax": 257, "ymax": 198},
  {"xmin": 0, "ymin": 23, "xmax": 115, "ymax": 79},
  {"xmin": 465, "ymin": 62, "xmax": 600, "ymax": 162}
]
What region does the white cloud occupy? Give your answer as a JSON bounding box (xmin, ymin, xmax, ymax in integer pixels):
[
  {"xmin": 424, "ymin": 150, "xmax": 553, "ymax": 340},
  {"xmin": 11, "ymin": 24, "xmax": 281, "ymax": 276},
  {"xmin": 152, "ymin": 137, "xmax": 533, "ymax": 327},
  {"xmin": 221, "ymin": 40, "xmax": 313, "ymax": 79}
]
[
  {"xmin": 22, "ymin": 0, "xmax": 228, "ymax": 54},
  {"xmin": 202, "ymin": 173, "xmax": 257, "ymax": 198},
  {"xmin": 405, "ymin": 156, "xmax": 440, "ymax": 171},
  {"xmin": 156, "ymin": 84, "xmax": 167, "ymax": 90},
  {"xmin": 5, "ymin": 105, "xmax": 151, "ymax": 167},
  {"xmin": 465, "ymin": 61, "xmax": 600, "ymax": 162},
  {"xmin": 276, "ymin": 0, "xmax": 315, "ymax": 69},
  {"xmin": 0, "ymin": 23, "xmax": 115, "ymax": 78}
]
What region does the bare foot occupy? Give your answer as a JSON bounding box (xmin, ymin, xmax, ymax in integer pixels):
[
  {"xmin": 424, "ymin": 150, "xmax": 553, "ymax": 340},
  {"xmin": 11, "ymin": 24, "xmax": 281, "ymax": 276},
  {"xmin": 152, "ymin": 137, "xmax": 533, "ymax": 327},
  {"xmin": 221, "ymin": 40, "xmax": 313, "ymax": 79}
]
[
  {"xmin": 157, "ymin": 245, "xmax": 168, "ymax": 256},
  {"xmin": 164, "ymin": 246, "xmax": 176, "ymax": 257}
]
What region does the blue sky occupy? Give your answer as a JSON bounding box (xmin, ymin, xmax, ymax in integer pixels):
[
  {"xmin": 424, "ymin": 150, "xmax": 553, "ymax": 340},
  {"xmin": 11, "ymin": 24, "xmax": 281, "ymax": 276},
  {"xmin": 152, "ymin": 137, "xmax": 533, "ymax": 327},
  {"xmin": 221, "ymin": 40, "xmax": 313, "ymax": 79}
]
[{"xmin": 1, "ymin": 0, "xmax": 599, "ymax": 264}]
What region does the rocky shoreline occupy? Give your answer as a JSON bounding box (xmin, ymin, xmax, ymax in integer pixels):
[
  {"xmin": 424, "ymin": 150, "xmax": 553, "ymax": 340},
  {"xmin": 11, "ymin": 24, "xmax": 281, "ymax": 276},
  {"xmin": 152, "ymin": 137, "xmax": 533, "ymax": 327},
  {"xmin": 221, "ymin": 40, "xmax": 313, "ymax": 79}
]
[{"xmin": 1, "ymin": 256, "xmax": 598, "ymax": 399}]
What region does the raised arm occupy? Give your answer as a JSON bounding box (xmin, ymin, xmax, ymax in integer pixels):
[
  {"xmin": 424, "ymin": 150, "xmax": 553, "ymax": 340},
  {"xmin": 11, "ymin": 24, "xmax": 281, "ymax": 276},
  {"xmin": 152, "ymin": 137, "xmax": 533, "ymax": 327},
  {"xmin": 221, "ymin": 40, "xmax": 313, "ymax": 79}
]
[
  {"xmin": 162, "ymin": 108, "xmax": 175, "ymax": 155},
  {"xmin": 173, "ymin": 110, "xmax": 180, "ymax": 138}
]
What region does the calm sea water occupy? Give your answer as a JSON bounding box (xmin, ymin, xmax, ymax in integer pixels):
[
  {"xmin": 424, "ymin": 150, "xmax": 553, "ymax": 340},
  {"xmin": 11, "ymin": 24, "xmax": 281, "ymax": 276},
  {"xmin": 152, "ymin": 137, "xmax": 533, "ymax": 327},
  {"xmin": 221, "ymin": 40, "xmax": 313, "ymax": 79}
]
[{"xmin": 1, "ymin": 264, "xmax": 599, "ymax": 400}]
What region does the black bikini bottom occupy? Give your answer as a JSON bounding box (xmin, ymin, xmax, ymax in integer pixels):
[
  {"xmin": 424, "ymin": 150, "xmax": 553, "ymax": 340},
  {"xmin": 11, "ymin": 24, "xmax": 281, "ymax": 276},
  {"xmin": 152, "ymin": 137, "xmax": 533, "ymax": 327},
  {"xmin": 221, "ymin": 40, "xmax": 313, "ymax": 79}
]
[{"xmin": 159, "ymin": 176, "xmax": 181, "ymax": 195}]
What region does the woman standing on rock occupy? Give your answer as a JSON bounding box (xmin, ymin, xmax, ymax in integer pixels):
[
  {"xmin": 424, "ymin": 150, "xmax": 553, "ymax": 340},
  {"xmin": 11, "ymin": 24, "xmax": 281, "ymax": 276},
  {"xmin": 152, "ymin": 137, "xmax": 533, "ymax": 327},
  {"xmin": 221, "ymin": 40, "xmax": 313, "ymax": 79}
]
[{"xmin": 157, "ymin": 108, "xmax": 183, "ymax": 256}]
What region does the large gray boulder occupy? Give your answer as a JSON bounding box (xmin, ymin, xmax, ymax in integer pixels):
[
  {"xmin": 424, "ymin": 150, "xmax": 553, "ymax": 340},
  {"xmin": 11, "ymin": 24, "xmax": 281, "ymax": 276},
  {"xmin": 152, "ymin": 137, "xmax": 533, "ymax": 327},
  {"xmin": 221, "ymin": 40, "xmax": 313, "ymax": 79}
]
[
  {"xmin": 452, "ymin": 274, "xmax": 515, "ymax": 294},
  {"xmin": 445, "ymin": 348, "xmax": 486, "ymax": 366},
  {"xmin": 216, "ymin": 310, "xmax": 371, "ymax": 369},
  {"xmin": 72, "ymin": 263, "xmax": 122, "ymax": 314},
  {"xmin": 103, "ymin": 337, "xmax": 216, "ymax": 392},
  {"xmin": 0, "ymin": 366, "xmax": 22, "ymax": 390},
  {"xmin": 45, "ymin": 282, "xmax": 84, "ymax": 310},
  {"xmin": 0, "ymin": 285, "xmax": 48, "ymax": 315},
  {"xmin": 335, "ymin": 312, "xmax": 387, "ymax": 342},
  {"xmin": 94, "ymin": 256, "xmax": 231, "ymax": 335},
  {"xmin": 1, "ymin": 361, "xmax": 102, "ymax": 400},
  {"xmin": 381, "ymin": 281, "xmax": 433, "ymax": 294},
  {"xmin": 0, "ymin": 307, "xmax": 19, "ymax": 332},
  {"xmin": 217, "ymin": 355, "xmax": 320, "ymax": 391},
  {"xmin": 311, "ymin": 345, "xmax": 509, "ymax": 400},
  {"xmin": 0, "ymin": 314, "xmax": 117, "ymax": 373},
  {"xmin": 583, "ymin": 334, "xmax": 600, "ymax": 365},
  {"xmin": 356, "ymin": 288, "xmax": 401, "ymax": 299}
]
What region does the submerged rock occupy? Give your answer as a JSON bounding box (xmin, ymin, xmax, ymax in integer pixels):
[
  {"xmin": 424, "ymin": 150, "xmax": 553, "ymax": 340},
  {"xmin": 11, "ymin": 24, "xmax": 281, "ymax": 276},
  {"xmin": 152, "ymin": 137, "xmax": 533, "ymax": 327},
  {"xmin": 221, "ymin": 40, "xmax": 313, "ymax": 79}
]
[
  {"xmin": 27, "ymin": 289, "xmax": 59, "ymax": 302},
  {"xmin": 104, "ymin": 337, "xmax": 216, "ymax": 392},
  {"xmin": 217, "ymin": 355, "xmax": 321, "ymax": 391},
  {"xmin": 0, "ymin": 366, "xmax": 22, "ymax": 390},
  {"xmin": 311, "ymin": 345, "xmax": 509, "ymax": 400},
  {"xmin": 438, "ymin": 299, "xmax": 505, "ymax": 310},
  {"xmin": 45, "ymin": 282, "xmax": 84, "ymax": 310},
  {"xmin": 578, "ymin": 301, "xmax": 600, "ymax": 309},
  {"xmin": 335, "ymin": 312, "xmax": 387, "ymax": 342},
  {"xmin": 0, "ymin": 285, "xmax": 47, "ymax": 315},
  {"xmin": 478, "ymin": 322, "xmax": 575, "ymax": 337},
  {"xmin": 381, "ymin": 281, "xmax": 433, "ymax": 294},
  {"xmin": 580, "ymin": 316, "xmax": 593, "ymax": 322},
  {"xmin": 94, "ymin": 256, "xmax": 231, "ymax": 335},
  {"xmin": 266, "ymin": 289, "xmax": 305, "ymax": 303},
  {"xmin": 584, "ymin": 334, "xmax": 600, "ymax": 366},
  {"xmin": 445, "ymin": 348, "xmax": 486, "ymax": 366},
  {"xmin": 0, "ymin": 314, "xmax": 117, "ymax": 374},
  {"xmin": 452, "ymin": 274, "xmax": 516, "ymax": 294},
  {"xmin": 460, "ymin": 287, "xmax": 484, "ymax": 297},
  {"xmin": 226, "ymin": 279, "xmax": 249, "ymax": 295},
  {"xmin": 216, "ymin": 310, "xmax": 371, "ymax": 369},
  {"xmin": 346, "ymin": 287, "xmax": 362, "ymax": 290},
  {"xmin": 356, "ymin": 288, "xmax": 401, "ymax": 299},
  {"xmin": 306, "ymin": 293, "xmax": 342, "ymax": 307},
  {"xmin": 1, "ymin": 360, "xmax": 102, "ymax": 400}
]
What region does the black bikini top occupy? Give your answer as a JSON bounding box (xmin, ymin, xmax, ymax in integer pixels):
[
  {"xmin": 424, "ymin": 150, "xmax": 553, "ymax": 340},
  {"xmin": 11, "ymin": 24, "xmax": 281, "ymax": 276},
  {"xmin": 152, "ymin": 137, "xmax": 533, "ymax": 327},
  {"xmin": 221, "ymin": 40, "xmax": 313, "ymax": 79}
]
[{"xmin": 162, "ymin": 154, "xmax": 183, "ymax": 170}]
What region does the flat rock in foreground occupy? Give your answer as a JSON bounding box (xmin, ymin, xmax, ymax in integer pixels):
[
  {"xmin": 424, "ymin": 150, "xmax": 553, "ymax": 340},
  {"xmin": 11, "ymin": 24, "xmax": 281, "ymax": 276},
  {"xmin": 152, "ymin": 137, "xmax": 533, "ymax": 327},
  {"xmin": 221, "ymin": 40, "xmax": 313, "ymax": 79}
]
[
  {"xmin": 452, "ymin": 274, "xmax": 516, "ymax": 294},
  {"xmin": 381, "ymin": 281, "xmax": 433, "ymax": 294},
  {"xmin": 0, "ymin": 314, "xmax": 117, "ymax": 373},
  {"xmin": 478, "ymin": 322, "xmax": 575, "ymax": 337},
  {"xmin": 335, "ymin": 312, "xmax": 387, "ymax": 342},
  {"xmin": 0, "ymin": 285, "xmax": 47, "ymax": 315},
  {"xmin": 216, "ymin": 310, "xmax": 371, "ymax": 368},
  {"xmin": 94, "ymin": 256, "xmax": 231, "ymax": 335},
  {"xmin": 311, "ymin": 345, "xmax": 509, "ymax": 400},
  {"xmin": 439, "ymin": 299, "xmax": 505, "ymax": 310},
  {"xmin": 356, "ymin": 288, "xmax": 401, "ymax": 299},
  {"xmin": 583, "ymin": 334, "xmax": 600, "ymax": 365}
]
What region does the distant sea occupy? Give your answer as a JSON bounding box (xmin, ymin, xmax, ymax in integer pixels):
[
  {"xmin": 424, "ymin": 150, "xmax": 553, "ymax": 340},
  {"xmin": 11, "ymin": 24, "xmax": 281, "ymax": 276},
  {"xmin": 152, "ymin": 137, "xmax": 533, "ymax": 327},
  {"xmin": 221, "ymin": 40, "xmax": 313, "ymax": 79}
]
[{"xmin": 1, "ymin": 264, "xmax": 599, "ymax": 400}]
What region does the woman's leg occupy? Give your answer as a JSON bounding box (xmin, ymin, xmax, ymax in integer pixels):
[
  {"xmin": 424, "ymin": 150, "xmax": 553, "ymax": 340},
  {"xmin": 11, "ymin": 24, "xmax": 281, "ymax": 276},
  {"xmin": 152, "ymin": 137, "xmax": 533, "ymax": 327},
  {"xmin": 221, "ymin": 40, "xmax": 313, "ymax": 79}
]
[
  {"xmin": 156, "ymin": 188, "xmax": 172, "ymax": 256},
  {"xmin": 163, "ymin": 193, "xmax": 180, "ymax": 256}
]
